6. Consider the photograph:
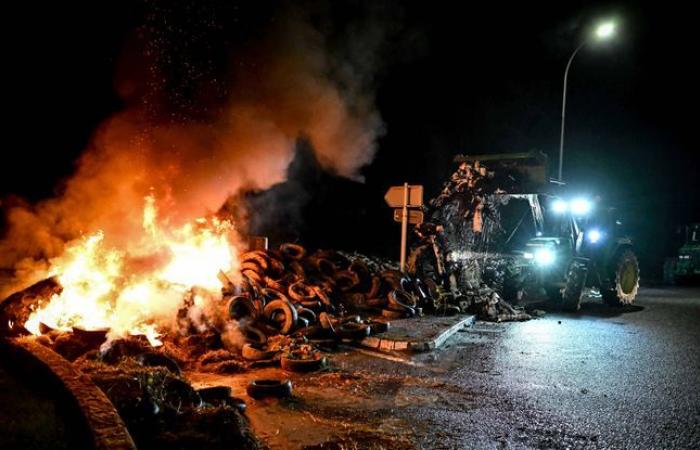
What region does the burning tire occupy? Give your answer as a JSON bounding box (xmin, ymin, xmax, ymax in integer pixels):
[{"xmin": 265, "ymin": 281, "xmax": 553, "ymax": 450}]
[
  {"xmin": 240, "ymin": 251, "xmax": 270, "ymax": 270},
  {"xmin": 602, "ymin": 249, "xmax": 640, "ymax": 306}
]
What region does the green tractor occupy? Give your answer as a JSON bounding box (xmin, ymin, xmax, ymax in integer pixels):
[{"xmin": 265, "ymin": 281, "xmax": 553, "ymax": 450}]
[
  {"xmin": 408, "ymin": 152, "xmax": 640, "ymax": 312},
  {"xmin": 510, "ymin": 194, "xmax": 640, "ymax": 311},
  {"xmin": 665, "ymin": 223, "xmax": 700, "ymax": 284}
]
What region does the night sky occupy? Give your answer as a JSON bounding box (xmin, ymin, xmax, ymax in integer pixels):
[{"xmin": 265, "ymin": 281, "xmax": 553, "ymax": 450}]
[{"xmin": 2, "ymin": 1, "xmax": 698, "ymax": 277}]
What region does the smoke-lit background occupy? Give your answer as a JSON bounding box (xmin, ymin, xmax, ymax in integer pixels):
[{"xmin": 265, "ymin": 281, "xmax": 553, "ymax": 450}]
[{"xmin": 1, "ymin": 1, "xmax": 698, "ymax": 280}]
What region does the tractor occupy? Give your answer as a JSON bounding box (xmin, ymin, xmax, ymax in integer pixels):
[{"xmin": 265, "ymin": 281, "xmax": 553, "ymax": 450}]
[
  {"xmin": 665, "ymin": 223, "xmax": 700, "ymax": 284},
  {"xmin": 408, "ymin": 152, "xmax": 640, "ymax": 311}
]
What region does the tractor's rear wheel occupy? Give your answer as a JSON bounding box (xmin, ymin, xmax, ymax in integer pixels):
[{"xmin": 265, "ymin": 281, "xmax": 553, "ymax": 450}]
[{"xmin": 602, "ymin": 249, "xmax": 640, "ymax": 306}]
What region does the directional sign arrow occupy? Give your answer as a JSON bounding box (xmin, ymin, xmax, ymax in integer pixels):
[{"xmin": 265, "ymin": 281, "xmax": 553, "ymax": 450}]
[
  {"xmin": 393, "ymin": 209, "xmax": 424, "ymax": 225},
  {"xmin": 384, "ymin": 185, "xmax": 424, "ymax": 208}
]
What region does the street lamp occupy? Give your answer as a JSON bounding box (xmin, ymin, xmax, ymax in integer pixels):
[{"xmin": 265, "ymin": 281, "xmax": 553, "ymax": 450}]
[{"xmin": 557, "ymin": 20, "xmax": 617, "ymax": 182}]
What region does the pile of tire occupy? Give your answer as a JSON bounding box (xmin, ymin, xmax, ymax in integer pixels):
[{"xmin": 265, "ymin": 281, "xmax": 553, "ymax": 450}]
[{"xmin": 225, "ymin": 244, "xmax": 439, "ymax": 357}]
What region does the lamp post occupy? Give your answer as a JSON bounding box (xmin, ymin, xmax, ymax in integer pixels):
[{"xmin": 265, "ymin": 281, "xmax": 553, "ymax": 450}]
[{"xmin": 557, "ymin": 20, "xmax": 617, "ymax": 182}]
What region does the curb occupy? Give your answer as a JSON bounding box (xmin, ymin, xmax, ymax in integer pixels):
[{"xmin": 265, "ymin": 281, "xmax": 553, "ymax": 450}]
[{"xmin": 360, "ymin": 314, "xmax": 475, "ymax": 352}]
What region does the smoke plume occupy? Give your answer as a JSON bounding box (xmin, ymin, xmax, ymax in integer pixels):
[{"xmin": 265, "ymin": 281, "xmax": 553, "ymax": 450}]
[{"xmin": 0, "ymin": 3, "xmax": 387, "ymax": 296}]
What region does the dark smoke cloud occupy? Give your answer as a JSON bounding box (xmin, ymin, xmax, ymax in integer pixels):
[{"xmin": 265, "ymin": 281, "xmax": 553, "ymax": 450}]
[{"xmin": 0, "ymin": 1, "xmax": 393, "ymax": 297}]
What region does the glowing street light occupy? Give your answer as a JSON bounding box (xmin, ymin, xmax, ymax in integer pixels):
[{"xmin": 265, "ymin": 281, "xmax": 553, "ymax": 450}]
[
  {"xmin": 557, "ymin": 19, "xmax": 618, "ymax": 182},
  {"xmin": 595, "ymin": 21, "xmax": 616, "ymax": 40}
]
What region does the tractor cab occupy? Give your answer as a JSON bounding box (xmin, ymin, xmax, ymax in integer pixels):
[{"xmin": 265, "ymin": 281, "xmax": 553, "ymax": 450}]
[{"xmin": 510, "ymin": 194, "xmax": 639, "ymax": 310}]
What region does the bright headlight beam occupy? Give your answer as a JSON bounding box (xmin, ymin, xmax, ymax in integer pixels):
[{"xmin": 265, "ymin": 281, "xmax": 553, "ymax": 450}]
[
  {"xmin": 552, "ymin": 199, "xmax": 568, "ymax": 214},
  {"xmin": 534, "ymin": 248, "xmax": 555, "ymax": 266},
  {"xmin": 587, "ymin": 228, "xmax": 602, "ymax": 243},
  {"xmin": 570, "ymin": 198, "xmax": 592, "ymax": 215}
]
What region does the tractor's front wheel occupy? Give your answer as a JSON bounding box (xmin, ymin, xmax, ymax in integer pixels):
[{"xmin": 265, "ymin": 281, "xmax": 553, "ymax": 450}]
[{"xmin": 602, "ymin": 249, "xmax": 640, "ymax": 306}]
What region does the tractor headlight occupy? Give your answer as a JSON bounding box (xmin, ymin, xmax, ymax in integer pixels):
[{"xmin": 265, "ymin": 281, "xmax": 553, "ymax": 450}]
[
  {"xmin": 552, "ymin": 199, "xmax": 568, "ymax": 214},
  {"xmin": 570, "ymin": 198, "xmax": 592, "ymax": 216},
  {"xmin": 587, "ymin": 228, "xmax": 603, "ymax": 244},
  {"xmin": 534, "ymin": 248, "xmax": 555, "ymax": 266}
]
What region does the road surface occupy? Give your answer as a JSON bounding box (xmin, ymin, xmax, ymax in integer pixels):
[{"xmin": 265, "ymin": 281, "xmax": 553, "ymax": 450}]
[
  {"xmin": 2, "ymin": 286, "xmax": 699, "ymax": 449},
  {"xmin": 302, "ymin": 286, "xmax": 700, "ymax": 449}
]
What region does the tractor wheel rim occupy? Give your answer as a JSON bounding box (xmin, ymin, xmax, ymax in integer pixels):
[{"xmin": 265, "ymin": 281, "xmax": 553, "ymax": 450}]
[{"xmin": 620, "ymin": 261, "xmax": 638, "ymax": 294}]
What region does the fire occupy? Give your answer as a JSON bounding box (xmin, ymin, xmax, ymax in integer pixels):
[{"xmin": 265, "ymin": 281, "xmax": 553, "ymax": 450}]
[{"xmin": 24, "ymin": 194, "xmax": 240, "ymax": 345}]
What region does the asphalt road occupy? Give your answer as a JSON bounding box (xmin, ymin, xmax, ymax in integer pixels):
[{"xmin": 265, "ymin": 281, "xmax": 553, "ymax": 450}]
[
  {"xmin": 2, "ymin": 286, "xmax": 698, "ymax": 449},
  {"xmin": 325, "ymin": 286, "xmax": 700, "ymax": 449}
]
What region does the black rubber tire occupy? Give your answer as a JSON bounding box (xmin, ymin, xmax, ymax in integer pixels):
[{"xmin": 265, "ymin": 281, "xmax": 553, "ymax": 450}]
[
  {"xmin": 288, "ymin": 281, "xmax": 316, "ymax": 303},
  {"xmin": 263, "ymin": 299, "xmax": 298, "ymax": 335},
  {"xmin": 307, "ymin": 338, "xmax": 339, "ymax": 350},
  {"xmin": 241, "ymin": 343, "xmax": 277, "ymax": 361},
  {"xmin": 228, "ymin": 296, "xmax": 258, "ymax": 321},
  {"xmin": 602, "ymin": 249, "xmax": 640, "ymax": 306},
  {"xmin": 336, "ymin": 322, "xmax": 371, "ymax": 340},
  {"xmin": 197, "ymin": 386, "xmax": 232, "ymax": 404},
  {"xmin": 296, "ymin": 308, "xmax": 317, "ymax": 324},
  {"xmin": 367, "ymin": 320, "xmax": 390, "ymax": 334},
  {"xmin": 387, "ymin": 289, "xmax": 417, "ymax": 309},
  {"xmin": 241, "ymin": 325, "xmax": 268, "ymax": 345},
  {"xmin": 136, "ymin": 352, "xmax": 182, "ymax": 375},
  {"xmin": 318, "ymin": 312, "xmax": 336, "ymax": 332},
  {"xmin": 229, "ymin": 396, "xmax": 247, "ymax": 413},
  {"xmin": 280, "ymin": 243, "xmax": 306, "ymax": 260},
  {"xmin": 381, "ymin": 307, "xmax": 413, "ymax": 319},
  {"xmin": 246, "ymin": 379, "xmax": 293, "ymax": 399},
  {"xmin": 280, "ymin": 353, "xmax": 326, "ymax": 372}
]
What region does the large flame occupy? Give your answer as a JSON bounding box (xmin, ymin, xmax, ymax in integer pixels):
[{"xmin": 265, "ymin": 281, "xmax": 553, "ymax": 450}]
[{"xmin": 24, "ymin": 194, "xmax": 240, "ymax": 345}]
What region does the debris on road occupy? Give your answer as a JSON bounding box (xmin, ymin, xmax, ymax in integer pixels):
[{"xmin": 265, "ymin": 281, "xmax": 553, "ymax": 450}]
[{"xmin": 409, "ymin": 158, "xmax": 535, "ymax": 322}]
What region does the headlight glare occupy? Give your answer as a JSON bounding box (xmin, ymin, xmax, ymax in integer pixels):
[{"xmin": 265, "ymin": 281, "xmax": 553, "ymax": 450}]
[
  {"xmin": 534, "ymin": 248, "xmax": 555, "ymax": 266},
  {"xmin": 587, "ymin": 228, "xmax": 603, "ymax": 244}
]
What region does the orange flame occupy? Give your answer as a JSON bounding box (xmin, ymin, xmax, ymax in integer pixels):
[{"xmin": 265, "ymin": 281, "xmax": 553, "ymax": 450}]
[{"xmin": 24, "ymin": 194, "xmax": 240, "ymax": 345}]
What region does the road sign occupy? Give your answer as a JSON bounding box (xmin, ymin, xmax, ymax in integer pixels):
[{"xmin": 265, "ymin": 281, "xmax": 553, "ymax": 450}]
[
  {"xmin": 384, "ymin": 183, "xmax": 424, "ymax": 272},
  {"xmin": 393, "ymin": 209, "xmax": 424, "ymax": 225},
  {"xmin": 384, "ymin": 185, "xmax": 423, "ymax": 208}
]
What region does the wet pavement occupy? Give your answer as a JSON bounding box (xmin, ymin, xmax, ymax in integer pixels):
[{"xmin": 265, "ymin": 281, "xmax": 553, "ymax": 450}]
[
  {"xmin": 194, "ymin": 286, "xmax": 700, "ymax": 449},
  {"xmin": 2, "ymin": 286, "xmax": 699, "ymax": 449}
]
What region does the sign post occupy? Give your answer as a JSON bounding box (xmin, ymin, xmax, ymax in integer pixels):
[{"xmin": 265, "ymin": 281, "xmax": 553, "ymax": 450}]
[
  {"xmin": 384, "ymin": 183, "xmax": 424, "ymax": 272},
  {"xmin": 400, "ymin": 183, "xmax": 409, "ymax": 272}
]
